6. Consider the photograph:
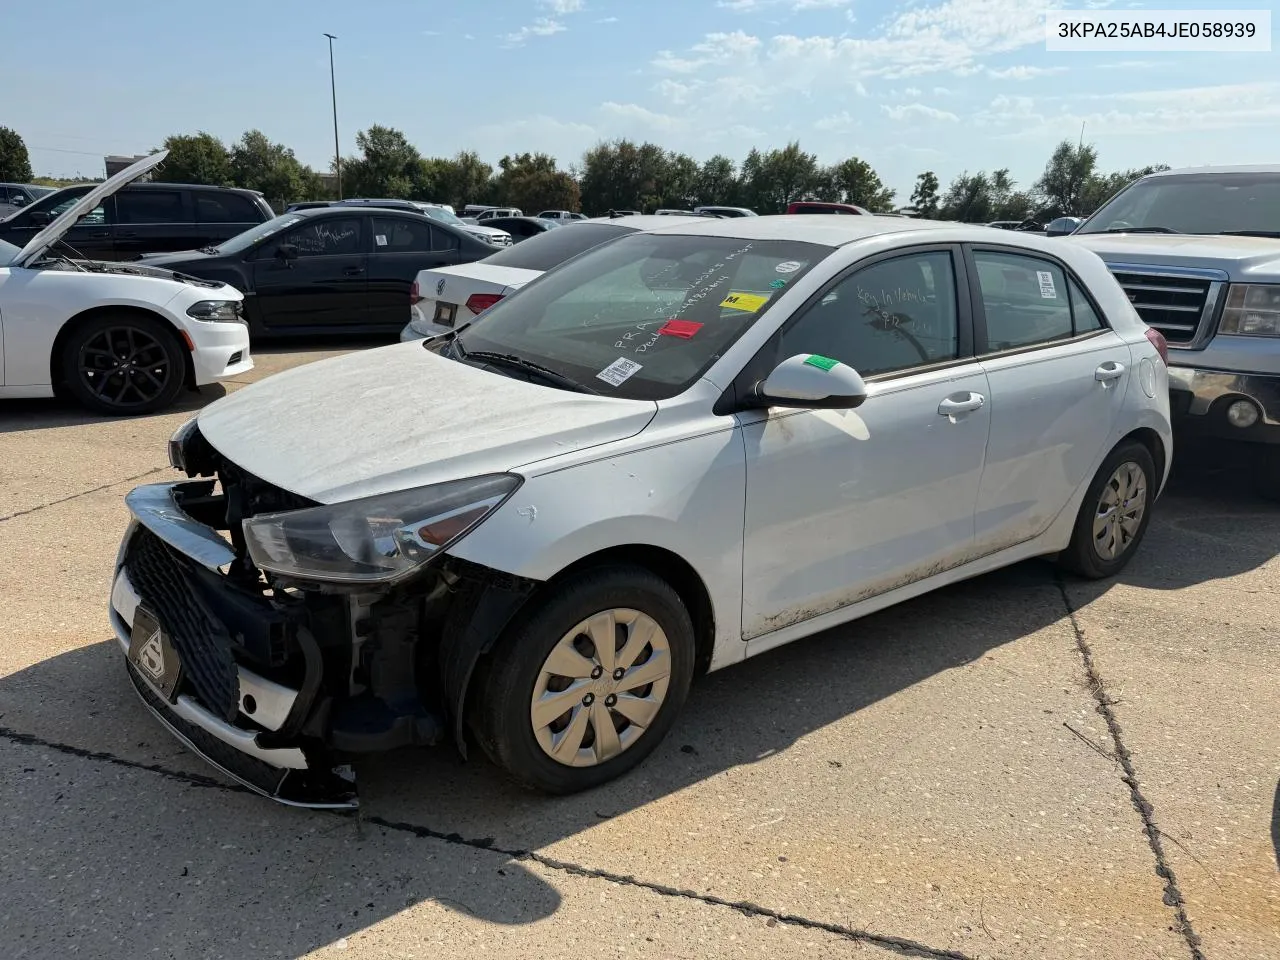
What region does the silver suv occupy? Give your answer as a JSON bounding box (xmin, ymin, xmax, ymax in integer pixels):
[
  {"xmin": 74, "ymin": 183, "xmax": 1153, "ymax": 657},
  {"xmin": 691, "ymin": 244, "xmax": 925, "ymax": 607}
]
[{"xmin": 1069, "ymin": 166, "xmax": 1280, "ymax": 497}]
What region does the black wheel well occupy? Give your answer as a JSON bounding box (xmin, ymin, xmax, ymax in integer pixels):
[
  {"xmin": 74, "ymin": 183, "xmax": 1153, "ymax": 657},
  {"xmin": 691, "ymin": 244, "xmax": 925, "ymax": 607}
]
[
  {"xmin": 49, "ymin": 306, "xmax": 195, "ymax": 391},
  {"xmin": 546, "ymin": 545, "xmax": 717, "ymax": 675},
  {"xmin": 1122, "ymin": 427, "xmax": 1166, "ymax": 487}
]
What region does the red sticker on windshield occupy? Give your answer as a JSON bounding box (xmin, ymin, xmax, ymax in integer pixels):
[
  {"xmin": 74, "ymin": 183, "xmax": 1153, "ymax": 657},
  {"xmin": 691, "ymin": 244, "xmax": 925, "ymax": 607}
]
[{"xmin": 658, "ymin": 319, "xmax": 703, "ymax": 339}]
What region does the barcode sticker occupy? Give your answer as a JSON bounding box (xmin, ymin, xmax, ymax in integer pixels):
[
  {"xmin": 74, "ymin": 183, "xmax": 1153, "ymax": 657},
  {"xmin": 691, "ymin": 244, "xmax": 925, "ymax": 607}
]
[{"xmin": 1036, "ymin": 270, "xmax": 1057, "ymax": 299}]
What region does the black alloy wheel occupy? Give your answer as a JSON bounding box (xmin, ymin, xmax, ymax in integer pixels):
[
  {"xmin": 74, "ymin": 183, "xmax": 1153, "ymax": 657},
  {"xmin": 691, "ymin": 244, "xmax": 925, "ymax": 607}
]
[{"xmin": 62, "ymin": 314, "xmax": 186, "ymax": 415}]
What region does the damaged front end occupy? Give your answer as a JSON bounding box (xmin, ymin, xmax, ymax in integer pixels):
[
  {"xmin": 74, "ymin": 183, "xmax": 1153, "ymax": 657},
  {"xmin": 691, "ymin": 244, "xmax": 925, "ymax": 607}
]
[{"xmin": 109, "ymin": 421, "xmax": 537, "ymax": 809}]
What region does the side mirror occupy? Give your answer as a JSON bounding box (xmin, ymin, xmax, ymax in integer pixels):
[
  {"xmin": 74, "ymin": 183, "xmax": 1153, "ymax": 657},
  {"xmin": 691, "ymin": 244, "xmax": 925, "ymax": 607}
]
[
  {"xmin": 1044, "ymin": 226, "xmax": 1070, "ymax": 238},
  {"xmin": 276, "ymin": 243, "xmax": 299, "ymax": 262},
  {"xmin": 28, "ymin": 211, "xmax": 52, "ymax": 226},
  {"xmin": 11, "ymin": 196, "xmax": 27, "ymax": 207},
  {"xmin": 755, "ymin": 354, "xmax": 868, "ymax": 409}
]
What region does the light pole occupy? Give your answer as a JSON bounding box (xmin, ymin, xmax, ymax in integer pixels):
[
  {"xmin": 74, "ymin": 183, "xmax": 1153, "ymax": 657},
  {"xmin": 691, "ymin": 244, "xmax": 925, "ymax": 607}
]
[{"xmin": 324, "ymin": 33, "xmax": 341, "ymax": 199}]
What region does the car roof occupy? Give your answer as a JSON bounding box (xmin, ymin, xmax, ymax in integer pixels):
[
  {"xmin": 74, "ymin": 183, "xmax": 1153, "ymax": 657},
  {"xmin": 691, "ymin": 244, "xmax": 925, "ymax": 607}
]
[
  {"xmin": 642, "ymin": 213, "xmax": 1008, "ymax": 247},
  {"xmin": 1148, "ymin": 164, "xmax": 1280, "ymax": 177},
  {"xmin": 292, "ymin": 205, "xmax": 426, "ymax": 220},
  {"xmin": 582, "ymin": 214, "xmax": 706, "ymax": 230},
  {"xmin": 45, "ymin": 181, "xmax": 264, "ymax": 197}
]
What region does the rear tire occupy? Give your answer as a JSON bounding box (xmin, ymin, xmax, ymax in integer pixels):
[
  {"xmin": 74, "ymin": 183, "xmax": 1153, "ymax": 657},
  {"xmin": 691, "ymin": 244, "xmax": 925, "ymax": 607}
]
[
  {"xmin": 472, "ymin": 565, "xmax": 696, "ymax": 794},
  {"xmin": 60, "ymin": 312, "xmax": 186, "ymax": 415},
  {"xmin": 1058, "ymin": 440, "xmax": 1156, "ymax": 579}
]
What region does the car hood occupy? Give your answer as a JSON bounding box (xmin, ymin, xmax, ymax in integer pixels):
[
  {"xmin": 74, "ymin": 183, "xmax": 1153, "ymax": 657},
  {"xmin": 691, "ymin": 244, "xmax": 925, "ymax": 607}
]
[
  {"xmin": 133, "ymin": 249, "xmax": 209, "ymax": 266},
  {"xmin": 195, "ymin": 341, "xmax": 658, "ymax": 503},
  {"xmin": 15, "ymin": 150, "xmax": 168, "ymax": 268},
  {"xmin": 464, "ymin": 224, "xmax": 511, "ymax": 238},
  {"xmin": 1067, "ymin": 233, "xmax": 1280, "ymax": 278}
]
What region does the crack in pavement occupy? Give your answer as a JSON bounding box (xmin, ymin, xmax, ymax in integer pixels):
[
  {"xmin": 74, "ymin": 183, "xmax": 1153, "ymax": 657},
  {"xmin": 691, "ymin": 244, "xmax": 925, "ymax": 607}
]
[
  {"xmin": 1, "ymin": 724, "xmax": 974, "ymax": 960},
  {"xmin": 1055, "ymin": 577, "xmax": 1206, "ymax": 960},
  {"xmin": 0, "ymin": 467, "xmax": 168, "ymax": 523}
]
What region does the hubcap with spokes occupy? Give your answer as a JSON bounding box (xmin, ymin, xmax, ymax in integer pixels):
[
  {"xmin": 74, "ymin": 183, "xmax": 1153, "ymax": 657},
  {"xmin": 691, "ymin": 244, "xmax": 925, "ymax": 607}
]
[
  {"xmin": 531, "ymin": 608, "xmax": 672, "ymax": 768},
  {"xmin": 78, "ymin": 326, "xmax": 173, "ymax": 409},
  {"xmin": 1093, "ymin": 461, "xmax": 1147, "ymax": 560}
]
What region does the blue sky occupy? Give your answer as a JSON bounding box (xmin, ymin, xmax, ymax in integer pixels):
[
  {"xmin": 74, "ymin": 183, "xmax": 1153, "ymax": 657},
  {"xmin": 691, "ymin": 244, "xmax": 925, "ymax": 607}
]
[{"xmin": 4, "ymin": 0, "xmax": 1277, "ymax": 203}]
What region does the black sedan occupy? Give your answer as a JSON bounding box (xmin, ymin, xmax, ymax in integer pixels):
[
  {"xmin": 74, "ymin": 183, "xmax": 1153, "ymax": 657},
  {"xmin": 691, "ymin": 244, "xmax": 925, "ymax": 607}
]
[
  {"xmin": 138, "ymin": 207, "xmax": 493, "ymax": 337},
  {"xmin": 477, "ymin": 216, "xmax": 562, "ymax": 243}
]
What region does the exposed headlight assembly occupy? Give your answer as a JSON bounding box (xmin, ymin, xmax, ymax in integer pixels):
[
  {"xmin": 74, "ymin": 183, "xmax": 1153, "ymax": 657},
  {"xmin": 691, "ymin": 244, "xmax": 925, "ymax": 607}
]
[
  {"xmin": 1220, "ymin": 284, "xmax": 1280, "ymax": 337},
  {"xmin": 187, "ymin": 300, "xmax": 243, "ymax": 322},
  {"xmin": 242, "ymin": 474, "xmax": 521, "ymax": 584}
]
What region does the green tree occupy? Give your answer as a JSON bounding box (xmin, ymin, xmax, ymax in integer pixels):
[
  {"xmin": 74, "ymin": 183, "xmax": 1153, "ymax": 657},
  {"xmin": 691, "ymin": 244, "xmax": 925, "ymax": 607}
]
[
  {"xmin": 938, "ymin": 171, "xmax": 994, "ymax": 222},
  {"xmin": 154, "ymin": 132, "xmax": 231, "ymax": 186},
  {"xmin": 659, "ymin": 152, "xmax": 699, "ymax": 209},
  {"xmin": 491, "ymin": 152, "xmax": 579, "ymax": 212},
  {"xmin": 229, "ymin": 130, "xmax": 310, "ymax": 205},
  {"xmin": 693, "ymin": 154, "xmax": 738, "ymax": 207},
  {"xmin": 341, "ymin": 125, "xmax": 423, "ymax": 198},
  {"xmin": 579, "ymin": 139, "xmax": 672, "ymax": 213},
  {"xmin": 910, "ymin": 171, "xmax": 940, "ymax": 218},
  {"xmin": 827, "ymin": 156, "xmax": 896, "ymax": 211},
  {"xmin": 1034, "ymin": 140, "xmax": 1099, "ymax": 218},
  {"xmin": 422, "ymin": 150, "xmax": 495, "ymax": 210},
  {"xmin": 739, "ymin": 142, "xmax": 821, "ymax": 213},
  {"xmin": 0, "ymin": 127, "xmax": 33, "ymax": 182}
]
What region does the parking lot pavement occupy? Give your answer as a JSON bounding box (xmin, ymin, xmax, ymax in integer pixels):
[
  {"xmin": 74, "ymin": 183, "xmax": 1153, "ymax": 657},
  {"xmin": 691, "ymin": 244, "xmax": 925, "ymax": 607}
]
[{"xmin": 1, "ymin": 344, "xmax": 1276, "ymax": 959}]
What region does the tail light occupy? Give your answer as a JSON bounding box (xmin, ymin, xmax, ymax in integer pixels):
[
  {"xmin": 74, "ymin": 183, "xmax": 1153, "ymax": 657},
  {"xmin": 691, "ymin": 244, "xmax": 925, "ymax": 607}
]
[
  {"xmin": 465, "ymin": 293, "xmax": 505, "ymax": 315},
  {"xmin": 410, "ymin": 281, "xmax": 422, "ymax": 305},
  {"xmin": 1144, "ymin": 327, "xmax": 1168, "ymax": 365}
]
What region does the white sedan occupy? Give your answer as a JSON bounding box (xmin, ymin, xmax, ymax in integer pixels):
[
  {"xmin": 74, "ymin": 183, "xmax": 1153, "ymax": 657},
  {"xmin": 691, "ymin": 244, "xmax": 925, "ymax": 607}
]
[
  {"xmin": 402, "ymin": 215, "xmax": 704, "ymax": 341},
  {"xmin": 111, "ymin": 215, "xmax": 1169, "ymax": 806},
  {"xmin": 0, "ymin": 152, "xmax": 250, "ymax": 414}
]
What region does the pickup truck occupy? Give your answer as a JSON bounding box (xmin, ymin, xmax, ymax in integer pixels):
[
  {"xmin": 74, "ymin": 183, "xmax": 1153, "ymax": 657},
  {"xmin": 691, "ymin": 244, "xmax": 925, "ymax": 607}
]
[{"xmin": 1068, "ymin": 165, "xmax": 1280, "ymax": 497}]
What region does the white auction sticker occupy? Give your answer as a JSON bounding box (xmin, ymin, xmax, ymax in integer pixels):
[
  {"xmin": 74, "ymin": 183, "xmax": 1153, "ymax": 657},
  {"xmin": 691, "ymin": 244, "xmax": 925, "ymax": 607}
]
[
  {"xmin": 375, "ymin": 234, "xmax": 388, "ymax": 246},
  {"xmin": 596, "ymin": 357, "xmax": 643, "ymax": 387},
  {"xmin": 1036, "ymin": 270, "xmax": 1057, "ymax": 299},
  {"xmin": 775, "ymin": 261, "xmax": 803, "ymax": 274}
]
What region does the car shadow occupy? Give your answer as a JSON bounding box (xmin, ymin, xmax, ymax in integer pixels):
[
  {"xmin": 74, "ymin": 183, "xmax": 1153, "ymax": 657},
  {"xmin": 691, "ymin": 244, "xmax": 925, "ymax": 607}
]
[
  {"xmin": 0, "ymin": 384, "xmax": 228, "ymax": 435},
  {"xmin": 0, "ymin": 554, "xmax": 1080, "ymax": 957}
]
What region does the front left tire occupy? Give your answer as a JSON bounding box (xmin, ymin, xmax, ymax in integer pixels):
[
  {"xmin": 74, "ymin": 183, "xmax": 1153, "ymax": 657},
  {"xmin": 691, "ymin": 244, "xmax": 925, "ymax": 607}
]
[
  {"xmin": 60, "ymin": 312, "xmax": 186, "ymax": 415},
  {"xmin": 471, "ymin": 565, "xmax": 696, "ymax": 794}
]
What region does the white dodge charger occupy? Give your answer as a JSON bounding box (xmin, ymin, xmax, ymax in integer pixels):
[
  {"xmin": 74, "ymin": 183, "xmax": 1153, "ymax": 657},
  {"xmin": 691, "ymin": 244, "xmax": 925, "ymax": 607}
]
[
  {"xmin": 0, "ymin": 151, "xmax": 250, "ymax": 415},
  {"xmin": 111, "ymin": 214, "xmax": 1170, "ymax": 807}
]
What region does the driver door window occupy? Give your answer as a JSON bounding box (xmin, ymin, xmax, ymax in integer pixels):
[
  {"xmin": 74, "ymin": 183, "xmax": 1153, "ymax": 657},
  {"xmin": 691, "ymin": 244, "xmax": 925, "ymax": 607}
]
[
  {"xmin": 274, "ymin": 217, "xmax": 363, "ymax": 257},
  {"xmin": 777, "ymin": 251, "xmax": 959, "ymax": 378}
]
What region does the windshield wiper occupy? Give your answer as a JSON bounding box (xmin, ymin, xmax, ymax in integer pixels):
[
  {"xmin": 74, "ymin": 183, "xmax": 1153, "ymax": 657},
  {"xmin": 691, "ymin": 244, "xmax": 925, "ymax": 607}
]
[
  {"xmin": 1213, "ymin": 230, "xmax": 1280, "ymax": 239},
  {"xmin": 1098, "ymin": 226, "xmax": 1182, "ymax": 234},
  {"xmin": 460, "ymin": 348, "xmax": 599, "ymax": 395},
  {"xmin": 197, "ymin": 245, "xmax": 221, "ymax": 255}
]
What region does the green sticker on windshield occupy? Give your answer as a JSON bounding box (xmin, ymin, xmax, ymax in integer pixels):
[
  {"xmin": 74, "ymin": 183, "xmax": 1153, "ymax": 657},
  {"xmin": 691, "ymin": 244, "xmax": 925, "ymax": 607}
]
[{"xmin": 804, "ymin": 354, "xmax": 839, "ymax": 371}]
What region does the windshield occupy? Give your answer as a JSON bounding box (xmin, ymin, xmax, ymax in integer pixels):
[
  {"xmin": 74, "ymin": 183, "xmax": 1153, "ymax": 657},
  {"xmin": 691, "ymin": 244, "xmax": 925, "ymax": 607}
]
[
  {"xmin": 456, "ymin": 233, "xmax": 829, "ymax": 400},
  {"xmin": 214, "ymin": 214, "xmax": 305, "ymax": 254},
  {"xmin": 1078, "ymin": 172, "xmax": 1280, "ymax": 236},
  {"xmin": 423, "ymin": 206, "xmax": 464, "ymax": 225},
  {"xmin": 482, "ymin": 222, "xmax": 631, "ymax": 271},
  {"xmin": 0, "ymin": 236, "xmax": 21, "ymax": 265}
]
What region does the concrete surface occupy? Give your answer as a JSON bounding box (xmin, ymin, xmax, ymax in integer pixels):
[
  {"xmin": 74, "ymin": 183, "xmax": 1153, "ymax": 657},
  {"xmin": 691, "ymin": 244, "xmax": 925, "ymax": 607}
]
[{"xmin": 0, "ymin": 341, "xmax": 1276, "ymax": 960}]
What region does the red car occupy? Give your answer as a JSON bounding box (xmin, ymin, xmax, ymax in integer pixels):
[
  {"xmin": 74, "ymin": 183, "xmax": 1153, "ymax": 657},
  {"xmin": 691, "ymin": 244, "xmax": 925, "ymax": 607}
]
[{"xmin": 787, "ymin": 201, "xmax": 870, "ymax": 215}]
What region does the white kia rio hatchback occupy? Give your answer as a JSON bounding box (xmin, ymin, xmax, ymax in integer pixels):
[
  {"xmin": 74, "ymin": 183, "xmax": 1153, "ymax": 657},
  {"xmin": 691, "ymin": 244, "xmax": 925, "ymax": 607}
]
[{"xmin": 110, "ymin": 216, "xmax": 1171, "ymax": 807}]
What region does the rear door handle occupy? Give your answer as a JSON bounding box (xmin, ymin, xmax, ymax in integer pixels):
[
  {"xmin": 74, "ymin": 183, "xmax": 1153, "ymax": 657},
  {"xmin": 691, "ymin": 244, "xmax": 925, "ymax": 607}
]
[
  {"xmin": 1095, "ymin": 361, "xmax": 1126, "ymax": 382},
  {"xmin": 117, "ymin": 231, "xmax": 138, "ymax": 238},
  {"xmin": 344, "ymin": 266, "xmax": 365, "ymax": 276},
  {"xmin": 938, "ymin": 392, "xmax": 985, "ymax": 417},
  {"xmin": 89, "ymin": 231, "xmax": 111, "ymax": 238}
]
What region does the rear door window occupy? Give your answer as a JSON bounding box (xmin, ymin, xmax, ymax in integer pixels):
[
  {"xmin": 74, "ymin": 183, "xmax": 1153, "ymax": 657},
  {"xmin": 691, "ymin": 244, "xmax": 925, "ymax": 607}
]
[
  {"xmin": 118, "ymin": 190, "xmax": 187, "ymax": 224},
  {"xmin": 196, "ymin": 193, "xmax": 261, "ymax": 223}
]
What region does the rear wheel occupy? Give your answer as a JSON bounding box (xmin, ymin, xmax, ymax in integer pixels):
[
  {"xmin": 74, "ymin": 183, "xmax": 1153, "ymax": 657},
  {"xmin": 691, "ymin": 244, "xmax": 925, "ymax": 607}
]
[
  {"xmin": 60, "ymin": 312, "xmax": 186, "ymax": 415},
  {"xmin": 472, "ymin": 565, "xmax": 696, "ymax": 794},
  {"xmin": 1058, "ymin": 440, "xmax": 1156, "ymax": 579}
]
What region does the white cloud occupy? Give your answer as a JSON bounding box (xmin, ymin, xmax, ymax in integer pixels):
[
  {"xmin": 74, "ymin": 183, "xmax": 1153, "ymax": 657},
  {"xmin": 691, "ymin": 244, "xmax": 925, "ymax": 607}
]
[
  {"xmin": 933, "ymin": 86, "xmax": 952, "ymax": 95},
  {"xmin": 882, "ymin": 103, "xmax": 960, "ymax": 122},
  {"xmin": 653, "ymin": 30, "xmax": 762, "ymax": 73},
  {"xmin": 502, "ymin": 17, "xmax": 566, "ymax": 45},
  {"xmin": 599, "ymin": 101, "xmax": 686, "ymax": 131},
  {"xmin": 465, "ymin": 115, "xmax": 599, "ymax": 164},
  {"xmin": 986, "ymin": 65, "xmax": 1067, "ymax": 80},
  {"xmin": 596, "ymin": 16, "xmax": 618, "ymax": 23},
  {"xmin": 541, "ymin": 0, "xmax": 584, "ymax": 12},
  {"xmin": 904, "ymin": 86, "xmax": 922, "ymax": 97},
  {"xmin": 814, "ymin": 110, "xmax": 859, "ymax": 131},
  {"xmin": 718, "ymin": 0, "xmax": 851, "ymax": 10}
]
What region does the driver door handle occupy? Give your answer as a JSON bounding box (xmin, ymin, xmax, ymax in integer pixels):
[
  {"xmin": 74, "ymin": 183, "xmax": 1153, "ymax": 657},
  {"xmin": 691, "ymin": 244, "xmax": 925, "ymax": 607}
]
[
  {"xmin": 1095, "ymin": 361, "xmax": 1126, "ymax": 382},
  {"xmin": 938, "ymin": 392, "xmax": 985, "ymax": 417},
  {"xmin": 343, "ymin": 266, "xmax": 365, "ymax": 276}
]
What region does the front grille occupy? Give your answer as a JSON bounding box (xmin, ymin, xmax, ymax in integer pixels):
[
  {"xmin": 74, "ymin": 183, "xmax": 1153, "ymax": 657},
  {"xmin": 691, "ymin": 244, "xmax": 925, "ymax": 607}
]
[
  {"xmin": 1110, "ymin": 270, "xmax": 1211, "ymax": 345},
  {"xmin": 125, "ymin": 528, "xmax": 240, "ymax": 721}
]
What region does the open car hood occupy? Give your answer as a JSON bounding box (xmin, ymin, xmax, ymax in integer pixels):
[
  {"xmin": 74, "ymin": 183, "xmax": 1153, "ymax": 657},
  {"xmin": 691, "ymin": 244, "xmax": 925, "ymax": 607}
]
[{"xmin": 14, "ymin": 150, "xmax": 168, "ymax": 268}]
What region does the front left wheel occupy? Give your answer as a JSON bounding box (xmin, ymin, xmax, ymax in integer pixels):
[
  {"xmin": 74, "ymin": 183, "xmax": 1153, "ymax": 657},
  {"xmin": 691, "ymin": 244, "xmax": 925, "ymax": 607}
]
[
  {"xmin": 60, "ymin": 312, "xmax": 186, "ymax": 415},
  {"xmin": 472, "ymin": 565, "xmax": 696, "ymax": 794}
]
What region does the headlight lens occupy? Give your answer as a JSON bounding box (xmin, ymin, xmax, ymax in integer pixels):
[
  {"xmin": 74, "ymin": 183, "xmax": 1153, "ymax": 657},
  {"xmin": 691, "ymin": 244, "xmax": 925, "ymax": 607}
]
[
  {"xmin": 187, "ymin": 300, "xmax": 243, "ymax": 322},
  {"xmin": 242, "ymin": 474, "xmax": 521, "ymax": 584},
  {"xmin": 1220, "ymin": 284, "xmax": 1280, "ymax": 337},
  {"xmin": 167, "ymin": 416, "xmax": 198, "ymax": 470}
]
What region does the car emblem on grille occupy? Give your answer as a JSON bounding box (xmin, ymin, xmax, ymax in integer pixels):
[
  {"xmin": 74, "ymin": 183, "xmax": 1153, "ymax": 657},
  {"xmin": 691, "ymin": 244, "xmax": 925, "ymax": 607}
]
[
  {"xmin": 137, "ymin": 630, "xmax": 166, "ymax": 681},
  {"xmin": 437, "ymin": 278, "xmax": 446, "ymax": 296}
]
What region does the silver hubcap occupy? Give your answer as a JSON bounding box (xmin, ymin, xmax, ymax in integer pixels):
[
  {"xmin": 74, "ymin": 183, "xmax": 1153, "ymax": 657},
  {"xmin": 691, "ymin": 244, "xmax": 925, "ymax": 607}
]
[
  {"xmin": 1093, "ymin": 461, "xmax": 1147, "ymax": 560},
  {"xmin": 531, "ymin": 608, "xmax": 671, "ymax": 768}
]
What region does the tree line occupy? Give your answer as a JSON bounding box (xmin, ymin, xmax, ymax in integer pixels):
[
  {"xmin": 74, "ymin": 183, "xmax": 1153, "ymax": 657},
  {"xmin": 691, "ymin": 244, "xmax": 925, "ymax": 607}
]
[{"xmin": 0, "ymin": 123, "xmax": 1165, "ymax": 222}]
